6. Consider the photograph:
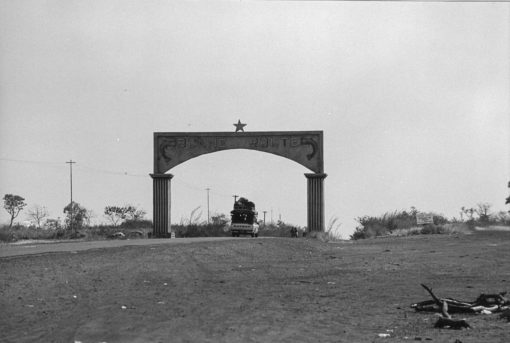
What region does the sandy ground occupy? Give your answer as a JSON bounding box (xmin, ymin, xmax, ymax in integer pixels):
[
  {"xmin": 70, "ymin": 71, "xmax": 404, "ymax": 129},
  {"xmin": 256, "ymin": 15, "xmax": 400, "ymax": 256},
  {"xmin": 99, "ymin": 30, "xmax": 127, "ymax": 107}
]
[
  {"xmin": 0, "ymin": 237, "xmax": 238, "ymax": 258},
  {"xmin": 1, "ymin": 232, "xmax": 510, "ymax": 343}
]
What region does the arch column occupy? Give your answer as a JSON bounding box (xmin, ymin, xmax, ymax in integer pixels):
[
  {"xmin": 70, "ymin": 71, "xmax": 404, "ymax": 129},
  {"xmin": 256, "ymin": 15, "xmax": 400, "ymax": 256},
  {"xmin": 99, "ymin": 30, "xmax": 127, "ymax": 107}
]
[
  {"xmin": 305, "ymin": 173, "xmax": 327, "ymax": 232},
  {"xmin": 150, "ymin": 173, "xmax": 173, "ymax": 238}
]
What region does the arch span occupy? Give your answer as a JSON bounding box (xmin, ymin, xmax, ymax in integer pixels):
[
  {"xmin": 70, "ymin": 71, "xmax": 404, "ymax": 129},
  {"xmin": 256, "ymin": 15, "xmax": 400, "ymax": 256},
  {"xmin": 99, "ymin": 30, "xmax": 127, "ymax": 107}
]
[
  {"xmin": 151, "ymin": 131, "xmax": 326, "ymax": 237},
  {"xmin": 154, "ymin": 131, "xmax": 324, "ymax": 174}
]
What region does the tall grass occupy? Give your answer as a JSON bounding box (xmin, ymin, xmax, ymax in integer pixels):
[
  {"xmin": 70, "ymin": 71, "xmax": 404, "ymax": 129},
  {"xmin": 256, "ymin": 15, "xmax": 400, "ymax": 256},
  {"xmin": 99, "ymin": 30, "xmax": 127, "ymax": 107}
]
[
  {"xmin": 0, "ymin": 225, "xmax": 71, "ymax": 242},
  {"xmin": 0, "ymin": 219, "xmax": 308, "ymax": 242},
  {"xmin": 308, "ymin": 216, "xmax": 344, "ymax": 242},
  {"xmin": 172, "ymin": 223, "xmax": 229, "ymax": 238},
  {"xmin": 258, "ymin": 222, "xmax": 304, "ymax": 237},
  {"xmin": 0, "ymin": 220, "xmax": 154, "ymax": 243}
]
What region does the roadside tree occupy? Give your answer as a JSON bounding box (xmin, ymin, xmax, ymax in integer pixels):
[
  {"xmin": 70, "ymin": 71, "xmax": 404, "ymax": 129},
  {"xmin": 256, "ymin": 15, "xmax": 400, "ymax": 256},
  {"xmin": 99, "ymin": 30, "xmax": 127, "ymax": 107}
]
[
  {"xmin": 63, "ymin": 202, "xmax": 89, "ymax": 231},
  {"xmin": 104, "ymin": 206, "xmax": 128, "ymax": 227},
  {"xmin": 3, "ymin": 194, "xmax": 27, "ymax": 228},
  {"xmin": 27, "ymin": 205, "xmax": 49, "ymax": 229},
  {"xmin": 124, "ymin": 205, "xmax": 146, "ymax": 222}
]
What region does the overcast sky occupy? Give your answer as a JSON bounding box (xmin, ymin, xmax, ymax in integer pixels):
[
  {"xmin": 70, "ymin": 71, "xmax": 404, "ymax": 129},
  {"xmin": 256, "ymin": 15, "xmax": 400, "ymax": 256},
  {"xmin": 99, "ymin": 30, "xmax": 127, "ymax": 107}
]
[{"xmin": 1, "ymin": 1, "xmax": 509, "ymax": 237}]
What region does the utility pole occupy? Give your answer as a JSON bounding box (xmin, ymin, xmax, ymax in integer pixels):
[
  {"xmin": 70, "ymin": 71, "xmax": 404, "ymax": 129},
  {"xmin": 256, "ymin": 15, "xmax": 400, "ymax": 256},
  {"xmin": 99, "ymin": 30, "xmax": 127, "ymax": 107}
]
[
  {"xmin": 66, "ymin": 160, "xmax": 76, "ymax": 232},
  {"xmin": 232, "ymin": 194, "xmax": 238, "ymax": 204},
  {"xmin": 263, "ymin": 211, "xmax": 267, "ymax": 227},
  {"xmin": 206, "ymin": 188, "xmax": 210, "ymax": 224}
]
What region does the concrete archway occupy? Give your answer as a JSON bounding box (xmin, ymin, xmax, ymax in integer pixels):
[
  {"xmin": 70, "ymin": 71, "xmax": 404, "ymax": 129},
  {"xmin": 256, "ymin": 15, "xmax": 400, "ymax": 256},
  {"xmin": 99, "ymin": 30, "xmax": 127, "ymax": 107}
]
[{"xmin": 151, "ymin": 131, "xmax": 326, "ymax": 237}]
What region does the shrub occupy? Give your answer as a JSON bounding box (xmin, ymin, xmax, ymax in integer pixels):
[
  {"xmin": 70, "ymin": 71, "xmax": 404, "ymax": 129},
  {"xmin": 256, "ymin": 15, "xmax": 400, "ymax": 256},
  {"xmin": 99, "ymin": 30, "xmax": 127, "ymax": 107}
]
[
  {"xmin": 433, "ymin": 214, "xmax": 449, "ymax": 225},
  {"xmin": 82, "ymin": 223, "xmax": 152, "ymax": 240},
  {"xmin": 350, "ymin": 208, "xmax": 453, "ymax": 240},
  {"xmin": 386, "ymin": 223, "xmax": 472, "ymax": 237},
  {"xmin": 420, "ymin": 224, "xmax": 443, "ymax": 235},
  {"xmin": 0, "ymin": 224, "xmax": 77, "ymax": 242},
  {"xmin": 259, "ymin": 221, "xmax": 305, "ymax": 238},
  {"xmin": 308, "ymin": 229, "xmax": 342, "ymax": 242},
  {"xmin": 0, "ymin": 228, "xmax": 15, "ymax": 242},
  {"xmin": 120, "ymin": 219, "xmax": 153, "ymax": 230},
  {"xmin": 173, "ymin": 223, "xmax": 229, "ymax": 238},
  {"xmin": 0, "ymin": 220, "xmax": 155, "ymax": 243}
]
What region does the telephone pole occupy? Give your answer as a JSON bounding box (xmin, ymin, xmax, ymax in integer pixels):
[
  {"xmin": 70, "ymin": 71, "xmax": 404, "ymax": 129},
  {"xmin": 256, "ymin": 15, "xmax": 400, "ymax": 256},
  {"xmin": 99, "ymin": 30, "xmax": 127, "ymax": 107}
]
[
  {"xmin": 232, "ymin": 194, "xmax": 238, "ymax": 204},
  {"xmin": 66, "ymin": 160, "xmax": 76, "ymax": 232},
  {"xmin": 263, "ymin": 211, "xmax": 267, "ymax": 227},
  {"xmin": 206, "ymin": 188, "xmax": 210, "ymax": 224}
]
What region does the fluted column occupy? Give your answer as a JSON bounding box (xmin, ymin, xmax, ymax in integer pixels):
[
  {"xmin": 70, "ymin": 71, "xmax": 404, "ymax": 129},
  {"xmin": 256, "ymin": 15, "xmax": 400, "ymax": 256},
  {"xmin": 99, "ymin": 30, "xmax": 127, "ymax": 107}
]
[
  {"xmin": 305, "ymin": 173, "xmax": 327, "ymax": 232},
  {"xmin": 150, "ymin": 173, "xmax": 173, "ymax": 238}
]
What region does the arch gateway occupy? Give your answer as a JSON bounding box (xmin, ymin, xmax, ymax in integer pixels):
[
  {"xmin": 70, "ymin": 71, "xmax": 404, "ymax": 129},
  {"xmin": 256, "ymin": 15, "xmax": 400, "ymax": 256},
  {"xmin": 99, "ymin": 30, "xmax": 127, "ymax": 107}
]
[{"xmin": 150, "ymin": 130, "xmax": 326, "ymax": 237}]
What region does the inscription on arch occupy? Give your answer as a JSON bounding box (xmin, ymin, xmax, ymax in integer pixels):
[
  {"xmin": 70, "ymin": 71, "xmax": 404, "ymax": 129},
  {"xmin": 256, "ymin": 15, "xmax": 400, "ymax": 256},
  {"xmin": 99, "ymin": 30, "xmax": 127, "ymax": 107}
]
[{"xmin": 154, "ymin": 131, "xmax": 324, "ymax": 174}]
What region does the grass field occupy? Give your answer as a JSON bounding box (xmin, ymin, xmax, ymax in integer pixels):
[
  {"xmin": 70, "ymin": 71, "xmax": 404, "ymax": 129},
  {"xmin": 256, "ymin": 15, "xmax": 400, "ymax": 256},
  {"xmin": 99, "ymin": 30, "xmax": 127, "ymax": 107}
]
[{"xmin": 1, "ymin": 231, "xmax": 509, "ymax": 342}]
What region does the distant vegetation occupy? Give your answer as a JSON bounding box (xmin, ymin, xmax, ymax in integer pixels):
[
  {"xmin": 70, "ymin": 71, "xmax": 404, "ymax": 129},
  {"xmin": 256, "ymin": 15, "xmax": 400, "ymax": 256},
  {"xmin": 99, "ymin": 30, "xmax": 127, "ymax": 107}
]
[
  {"xmin": 0, "ymin": 219, "xmax": 154, "ymax": 243},
  {"xmin": 0, "ymin": 198, "xmax": 153, "ymax": 243},
  {"xmin": 0, "ymin": 197, "xmax": 306, "ymax": 242},
  {"xmin": 350, "ymin": 204, "xmax": 510, "ymax": 240},
  {"xmin": 173, "ymin": 219, "xmax": 306, "ymax": 239},
  {"xmin": 2, "ymin": 189, "xmax": 510, "ymax": 243}
]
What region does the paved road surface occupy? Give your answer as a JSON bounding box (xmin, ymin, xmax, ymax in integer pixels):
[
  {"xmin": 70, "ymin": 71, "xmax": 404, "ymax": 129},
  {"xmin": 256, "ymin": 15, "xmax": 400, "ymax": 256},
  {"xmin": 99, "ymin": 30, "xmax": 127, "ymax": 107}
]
[{"xmin": 0, "ymin": 237, "xmax": 241, "ymax": 258}]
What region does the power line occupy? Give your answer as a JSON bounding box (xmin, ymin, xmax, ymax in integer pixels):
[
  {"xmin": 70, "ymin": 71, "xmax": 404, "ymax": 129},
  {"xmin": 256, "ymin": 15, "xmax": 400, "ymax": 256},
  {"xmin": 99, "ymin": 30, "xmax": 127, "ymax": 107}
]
[
  {"xmin": 1, "ymin": 156, "xmax": 247, "ymax": 201},
  {"xmin": 0, "ymin": 157, "xmax": 147, "ymax": 178},
  {"xmin": 77, "ymin": 165, "xmax": 146, "ymax": 177},
  {"xmin": 0, "ymin": 157, "xmax": 62, "ymax": 167}
]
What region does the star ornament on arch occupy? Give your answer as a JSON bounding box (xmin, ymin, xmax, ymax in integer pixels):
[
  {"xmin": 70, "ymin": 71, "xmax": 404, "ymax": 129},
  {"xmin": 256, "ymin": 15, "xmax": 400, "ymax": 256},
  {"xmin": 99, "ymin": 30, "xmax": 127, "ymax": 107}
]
[{"xmin": 233, "ymin": 119, "xmax": 247, "ymax": 132}]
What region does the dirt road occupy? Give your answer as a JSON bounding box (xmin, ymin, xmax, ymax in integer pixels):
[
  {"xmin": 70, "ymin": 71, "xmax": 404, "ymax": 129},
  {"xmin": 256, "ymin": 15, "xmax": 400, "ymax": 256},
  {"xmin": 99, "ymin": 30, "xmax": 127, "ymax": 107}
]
[
  {"xmin": 1, "ymin": 233, "xmax": 510, "ymax": 342},
  {"xmin": 0, "ymin": 237, "xmax": 238, "ymax": 258}
]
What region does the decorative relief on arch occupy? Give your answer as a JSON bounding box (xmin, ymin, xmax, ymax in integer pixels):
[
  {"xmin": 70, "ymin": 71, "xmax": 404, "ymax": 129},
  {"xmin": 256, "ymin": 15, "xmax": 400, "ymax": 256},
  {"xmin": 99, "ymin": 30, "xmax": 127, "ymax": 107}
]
[{"xmin": 154, "ymin": 131, "xmax": 324, "ymax": 174}]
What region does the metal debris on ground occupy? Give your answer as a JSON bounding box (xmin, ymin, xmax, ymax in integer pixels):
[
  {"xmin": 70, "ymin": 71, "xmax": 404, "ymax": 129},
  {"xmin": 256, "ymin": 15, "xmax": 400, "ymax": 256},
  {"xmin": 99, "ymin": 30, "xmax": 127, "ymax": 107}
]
[{"xmin": 411, "ymin": 284, "xmax": 510, "ymax": 329}]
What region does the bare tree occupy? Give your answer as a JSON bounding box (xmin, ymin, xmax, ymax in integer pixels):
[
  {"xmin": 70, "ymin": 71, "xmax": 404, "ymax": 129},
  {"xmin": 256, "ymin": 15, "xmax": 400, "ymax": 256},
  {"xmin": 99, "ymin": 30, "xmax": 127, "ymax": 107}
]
[
  {"xmin": 475, "ymin": 202, "xmax": 492, "ymax": 222},
  {"xmin": 84, "ymin": 209, "xmax": 95, "ymax": 227},
  {"xmin": 27, "ymin": 205, "xmax": 49, "ymax": 228},
  {"xmin": 462, "ymin": 206, "xmax": 475, "ymax": 221}
]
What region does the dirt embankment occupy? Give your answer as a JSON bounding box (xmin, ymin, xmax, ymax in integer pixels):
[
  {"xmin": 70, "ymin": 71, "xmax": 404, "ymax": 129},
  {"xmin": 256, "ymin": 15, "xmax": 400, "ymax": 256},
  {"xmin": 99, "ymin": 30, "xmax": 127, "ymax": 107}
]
[{"xmin": 1, "ymin": 232, "xmax": 510, "ymax": 343}]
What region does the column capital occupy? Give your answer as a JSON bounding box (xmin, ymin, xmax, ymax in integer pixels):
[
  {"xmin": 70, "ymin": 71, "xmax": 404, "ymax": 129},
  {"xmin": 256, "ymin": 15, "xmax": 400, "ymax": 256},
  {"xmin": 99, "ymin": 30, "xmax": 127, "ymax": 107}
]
[
  {"xmin": 304, "ymin": 173, "xmax": 327, "ymax": 179},
  {"xmin": 150, "ymin": 173, "xmax": 174, "ymax": 180}
]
